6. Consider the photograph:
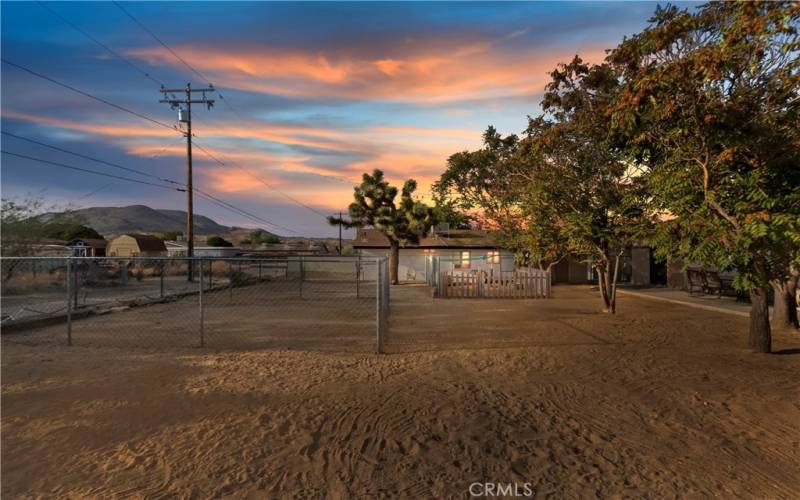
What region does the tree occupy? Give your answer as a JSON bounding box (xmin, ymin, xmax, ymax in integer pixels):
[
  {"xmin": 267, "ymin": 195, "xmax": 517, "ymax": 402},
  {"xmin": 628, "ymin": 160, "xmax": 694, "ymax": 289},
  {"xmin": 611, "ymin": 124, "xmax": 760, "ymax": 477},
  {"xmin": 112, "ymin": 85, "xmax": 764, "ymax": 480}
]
[
  {"xmin": 329, "ymin": 169, "xmax": 435, "ymax": 284},
  {"xmin": 44, "ymin": 222, "xmax": 102, "ymax": 241},
  {"xmin": 609, "ymin": 1, "xmax": 800, "ymax": 351},
  {"xmin": 513, "ymin": 58, "xmax": 653, "ymax": 313},
  {"xmin": 1, "ymin": 197, "xmax": 49, "ymax": 257},
  {"xmin": 250, "ymin": 229, "xmax": 280, "ymax": 245},
  {"xmin": 156, "ymin": 230, "xmax": 183, "ymax": 241},
  {"xmin": 435, "ymin": 127, "xmax": 569, "ymax": 271},
  {"xmin": 207, "ymin": 235, "xmax": 233, "ymax": 247}
]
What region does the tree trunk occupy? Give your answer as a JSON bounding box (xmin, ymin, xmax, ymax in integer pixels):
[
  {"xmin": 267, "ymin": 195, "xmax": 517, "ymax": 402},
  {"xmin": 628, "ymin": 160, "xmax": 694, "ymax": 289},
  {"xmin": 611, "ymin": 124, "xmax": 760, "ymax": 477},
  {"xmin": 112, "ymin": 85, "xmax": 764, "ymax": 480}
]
[
  {"xmin": 389, "ymin": 240, "xmax": 400, "ymax": 285},
  {"xmin": 608, "ymin": 251, "xmax": 623, "ymax": 314},
  {"xmin": 771, "ymin": 272, "xmax": 799, "ymax": 332},
  {"xmin": 596, "ymin": 264, "xmax": 608, "ymax": 310},
  {"xmin": 748, "ymin": 287, "xmax": 772, "ymax": 353}
]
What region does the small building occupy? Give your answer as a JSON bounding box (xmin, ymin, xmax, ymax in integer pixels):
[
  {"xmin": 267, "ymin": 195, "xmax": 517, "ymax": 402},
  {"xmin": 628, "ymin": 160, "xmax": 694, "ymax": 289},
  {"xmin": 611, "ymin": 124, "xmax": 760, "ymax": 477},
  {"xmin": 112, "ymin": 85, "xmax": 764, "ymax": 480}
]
[
  {"xmin": 353, "ymin": 227, "xmax": 515, "ymax": 283},
  {"xmin": 165, "ymin": 241, "xmax": 241, "ymax": 258},
  {"xmin": 67, "ymin": 238, "xmax": 107, "ymax": 257},
  {"xmin": 107, "ymin": 234, "xmax": 167, "ymax": 257}
]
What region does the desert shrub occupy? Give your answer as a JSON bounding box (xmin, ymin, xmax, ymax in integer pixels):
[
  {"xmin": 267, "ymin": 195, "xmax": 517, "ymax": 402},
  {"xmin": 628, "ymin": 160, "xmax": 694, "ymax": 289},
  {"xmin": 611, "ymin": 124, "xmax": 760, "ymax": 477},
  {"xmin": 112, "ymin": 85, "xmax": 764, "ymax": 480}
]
[{"xmin": 207, "ymin": 236, "xmax": 233, "ymax": 247}]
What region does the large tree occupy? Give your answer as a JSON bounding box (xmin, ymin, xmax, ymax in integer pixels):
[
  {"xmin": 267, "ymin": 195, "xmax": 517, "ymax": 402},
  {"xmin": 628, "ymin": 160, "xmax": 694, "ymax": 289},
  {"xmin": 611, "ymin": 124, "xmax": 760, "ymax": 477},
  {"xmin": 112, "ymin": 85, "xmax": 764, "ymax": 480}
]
[
  {"xmin": 514, "ymin": 58, "xmax": 654, "ymax": 313},
  {"xmin": 330, "ymin": 169, "xmax": 434, "ymax": 284},
  {"xmin": 609, "ymin": 2, "xmax": 800, "ymax": 351},
  {"xmin": 435, "ymin": 127, "xmax": 569, "ymax": 270}
]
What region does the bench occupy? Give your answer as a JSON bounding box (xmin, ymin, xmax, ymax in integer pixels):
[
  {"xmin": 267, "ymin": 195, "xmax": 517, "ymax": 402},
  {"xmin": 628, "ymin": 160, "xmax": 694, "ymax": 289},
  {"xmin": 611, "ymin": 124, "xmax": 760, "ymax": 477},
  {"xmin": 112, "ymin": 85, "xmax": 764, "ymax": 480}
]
[{"xmin": 686, "ymin": 269, "xmax": 705, "ymax": 296}]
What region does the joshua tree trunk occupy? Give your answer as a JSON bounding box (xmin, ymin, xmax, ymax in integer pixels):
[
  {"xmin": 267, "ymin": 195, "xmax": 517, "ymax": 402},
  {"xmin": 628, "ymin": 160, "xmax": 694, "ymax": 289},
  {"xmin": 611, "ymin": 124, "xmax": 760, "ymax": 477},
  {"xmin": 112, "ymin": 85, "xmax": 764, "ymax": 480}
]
[
  {"xmin": 748, "ymin": 287, "xmax": 772, "ymax": 353},
  {"xmin": 389, "ymin": 239, "xmax": 400, "ymax": 285},
  {"xmin": 771, "ymin": 271, "xmax": 799, "ymax": 332}
]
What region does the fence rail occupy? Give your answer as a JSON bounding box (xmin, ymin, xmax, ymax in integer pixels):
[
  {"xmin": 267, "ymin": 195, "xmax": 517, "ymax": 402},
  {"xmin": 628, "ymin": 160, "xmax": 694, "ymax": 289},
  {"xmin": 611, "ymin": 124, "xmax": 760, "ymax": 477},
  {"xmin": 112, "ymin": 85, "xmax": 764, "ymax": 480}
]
[
  {"xmin": 436, "ymin": 268, "xmax": 551, "ymax": 299},
  {"xmin": 1, "ymin": 256, "xmax": 389, "ymax": 352}
]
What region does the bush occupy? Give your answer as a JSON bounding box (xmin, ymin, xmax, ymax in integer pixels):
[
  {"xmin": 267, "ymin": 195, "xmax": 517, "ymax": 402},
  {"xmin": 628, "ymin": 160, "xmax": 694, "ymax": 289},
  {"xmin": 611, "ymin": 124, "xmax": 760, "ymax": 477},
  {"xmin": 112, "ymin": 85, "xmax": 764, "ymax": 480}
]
[{"xmin": 207, "ymin": 236, "xmax": 233, "ymax": 247}]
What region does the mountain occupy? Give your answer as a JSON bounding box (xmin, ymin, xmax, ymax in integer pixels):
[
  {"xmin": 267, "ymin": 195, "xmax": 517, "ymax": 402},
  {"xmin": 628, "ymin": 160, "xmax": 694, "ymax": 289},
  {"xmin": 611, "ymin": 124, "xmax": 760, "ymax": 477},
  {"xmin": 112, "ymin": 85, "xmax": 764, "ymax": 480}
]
[{"xmin": 38, "ymin": 205, "xmax": 232, "ymax": 236}]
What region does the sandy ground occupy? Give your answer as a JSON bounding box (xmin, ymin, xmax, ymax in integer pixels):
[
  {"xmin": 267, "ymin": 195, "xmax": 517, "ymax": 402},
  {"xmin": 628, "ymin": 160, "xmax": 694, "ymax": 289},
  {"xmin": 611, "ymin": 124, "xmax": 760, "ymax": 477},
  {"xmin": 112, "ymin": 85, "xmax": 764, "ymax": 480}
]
[{"xmin": 2, "ymin": 285, "xmax": 799, "ymax": 498}]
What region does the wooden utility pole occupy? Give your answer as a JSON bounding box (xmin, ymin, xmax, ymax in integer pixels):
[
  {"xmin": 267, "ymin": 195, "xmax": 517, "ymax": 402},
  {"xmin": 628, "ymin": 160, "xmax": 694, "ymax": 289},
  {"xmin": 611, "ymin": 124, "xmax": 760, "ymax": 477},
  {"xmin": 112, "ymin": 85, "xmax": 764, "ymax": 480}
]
[
  {"xmin": 159, "ymin": 83, "xmax": 215, "ymax": 280},
  {"xmin": 338, "ymin": 210, "xmax": 343, "ymax": 255}
]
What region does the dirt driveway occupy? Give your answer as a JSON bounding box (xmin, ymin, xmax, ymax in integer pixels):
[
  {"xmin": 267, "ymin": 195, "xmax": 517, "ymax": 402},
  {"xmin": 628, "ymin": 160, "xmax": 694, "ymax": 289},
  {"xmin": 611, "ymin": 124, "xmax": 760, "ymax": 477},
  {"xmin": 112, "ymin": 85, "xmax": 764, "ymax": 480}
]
[{"xmin": 2, "ymin": 285, "xmax": 799, "ymax": 498}]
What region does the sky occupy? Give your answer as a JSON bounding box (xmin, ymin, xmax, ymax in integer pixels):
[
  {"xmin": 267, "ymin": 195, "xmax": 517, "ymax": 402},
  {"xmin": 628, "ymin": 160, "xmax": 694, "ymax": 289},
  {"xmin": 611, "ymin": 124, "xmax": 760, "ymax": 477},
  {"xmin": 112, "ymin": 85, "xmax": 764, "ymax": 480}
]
[{"xmin": 1, "ymin": 1, "xmax": 670, "ymax": 237}]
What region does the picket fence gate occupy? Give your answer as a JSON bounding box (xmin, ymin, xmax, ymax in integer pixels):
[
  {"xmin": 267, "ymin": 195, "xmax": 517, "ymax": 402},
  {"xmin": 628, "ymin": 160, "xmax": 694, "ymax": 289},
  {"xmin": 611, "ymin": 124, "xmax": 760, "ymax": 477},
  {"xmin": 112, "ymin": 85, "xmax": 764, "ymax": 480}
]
[{"xmin": 436, "ymin": 268, "xmax": 551, "ymax": 299}]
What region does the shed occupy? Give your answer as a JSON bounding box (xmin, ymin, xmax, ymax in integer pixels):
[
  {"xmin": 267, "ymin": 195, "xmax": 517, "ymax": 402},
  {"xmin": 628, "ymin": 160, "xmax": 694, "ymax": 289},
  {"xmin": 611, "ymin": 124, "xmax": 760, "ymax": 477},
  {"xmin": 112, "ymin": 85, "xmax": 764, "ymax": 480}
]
[
  {"xmin": 68, "ymin": 238, "xmax": 108, "ymax": 257},
  {"xmin": 108, "ymin": 234, "xmax": 167, "ymax": 257}
]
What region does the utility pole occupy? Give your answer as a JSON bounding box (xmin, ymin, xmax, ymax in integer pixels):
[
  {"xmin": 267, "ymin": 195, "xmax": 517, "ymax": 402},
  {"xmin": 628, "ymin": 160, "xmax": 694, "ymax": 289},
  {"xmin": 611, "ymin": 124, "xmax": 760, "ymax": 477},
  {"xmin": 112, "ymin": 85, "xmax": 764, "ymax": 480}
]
[
  {"xmin": 338, "ymin": 210, "xmax": 343, "ymax": 255},
  {"xmin": 159, "ymin": 83, "xmax": 214, "ymax": 280}
]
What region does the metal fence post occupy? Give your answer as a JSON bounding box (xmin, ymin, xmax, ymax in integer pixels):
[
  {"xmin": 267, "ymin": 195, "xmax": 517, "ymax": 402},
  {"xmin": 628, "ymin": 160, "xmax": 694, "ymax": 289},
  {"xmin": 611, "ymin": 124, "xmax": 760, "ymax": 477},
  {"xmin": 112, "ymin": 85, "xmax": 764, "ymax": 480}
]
[
  {"xmin": 383, "ymin": 257, "xmax": 390, "ymax": 316},
  {"xmin": 229, "ymin": 260, "xmax": 234, "ymax": 300},
  {"xmin": 356, "ymin": 254, "xmax": 361, "ymax": 299},
  {"xmin": 299, "ymin": 256, "xmax": 305, "ymax": 298},
  {"xmin": 65, "ymin": 257, "xmax": 73, "ymax": 346},
  {"xmin": 72, "ymin": 261, "xmax": 79, "ymax": 309},
  {"xmin": 376, "ymin": 257, "xmax": 384, "ymax": 353},
  {"xmin": 199, "ymin": 259, "xmax": 205, "ymax": 347}
]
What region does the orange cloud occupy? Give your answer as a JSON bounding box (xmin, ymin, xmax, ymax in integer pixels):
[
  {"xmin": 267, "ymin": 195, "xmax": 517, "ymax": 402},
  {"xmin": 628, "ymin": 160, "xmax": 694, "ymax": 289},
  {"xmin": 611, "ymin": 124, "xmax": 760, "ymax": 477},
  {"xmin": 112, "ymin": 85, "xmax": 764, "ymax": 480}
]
[{"xmin": 128, "ymin": 38, "xmax": 609, "ymax": 103}]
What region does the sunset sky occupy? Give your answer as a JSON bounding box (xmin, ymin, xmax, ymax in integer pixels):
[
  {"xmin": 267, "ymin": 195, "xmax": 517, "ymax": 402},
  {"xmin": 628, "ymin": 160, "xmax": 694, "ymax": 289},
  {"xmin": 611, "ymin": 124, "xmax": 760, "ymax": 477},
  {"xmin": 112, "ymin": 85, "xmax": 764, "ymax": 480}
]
[{"xmin": 1, "ymin": 1, "xmax": 670, "ymax": 237}]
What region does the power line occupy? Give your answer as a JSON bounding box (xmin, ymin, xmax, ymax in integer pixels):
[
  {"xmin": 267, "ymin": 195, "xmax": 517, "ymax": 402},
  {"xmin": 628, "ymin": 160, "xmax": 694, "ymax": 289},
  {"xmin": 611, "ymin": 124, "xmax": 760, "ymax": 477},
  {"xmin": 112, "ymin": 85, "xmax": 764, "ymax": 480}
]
[
  {"xmin": 4, "ymin": 130, "xmax": 296, "ymax": 232},
  {"xmin": 190, "ymin": 138, "xmax": 330, "ymax": 217},
  {"xmin": 111, "ymin": 1, "xmax": 251, "ymax": 124},
  {"xmin": 3, "ymin": 130, "xmax": 299, "ymax": 233},
  {"xmin": 105, "ymin": 2, "xmax": 354, "ymax": 213},
  {"xmin": 2, "ymin": 131, "xmax": 183, "ymax": 186},
  {"xmin": 113, "ymin": 1, "xmax": 213, "ymax": 86},
  {"xmin": 37, "ymin": 1, "xmax": 165, "ymax": 88},
  {"xmin": 1, "ymin": 150, "xmax": 186, "ymax": 191},
  {"xmin": 1, "ymin": 58, "xmax": 179, "ymax": 132}
]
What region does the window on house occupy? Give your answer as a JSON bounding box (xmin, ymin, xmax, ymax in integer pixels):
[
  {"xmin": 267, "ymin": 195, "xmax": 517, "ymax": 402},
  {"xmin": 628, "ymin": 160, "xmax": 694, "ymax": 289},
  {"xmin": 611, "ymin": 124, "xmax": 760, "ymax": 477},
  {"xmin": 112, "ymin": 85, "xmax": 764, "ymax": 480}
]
[
  {"xmin": 487, "ymin": 250, "xmax": 500, "ymax": 264},
  {"xmin": 455, "ymin": 250, "xmax": 470, "ymax": 269}
]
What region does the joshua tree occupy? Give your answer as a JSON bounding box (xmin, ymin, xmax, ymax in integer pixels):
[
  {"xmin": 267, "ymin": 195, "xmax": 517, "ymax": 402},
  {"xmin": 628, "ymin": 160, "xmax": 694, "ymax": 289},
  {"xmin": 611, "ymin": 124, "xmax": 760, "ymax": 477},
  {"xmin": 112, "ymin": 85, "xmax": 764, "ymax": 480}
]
[{"xmin": 329, "ymin": 169, "xmax": 434, "ymax": 284}]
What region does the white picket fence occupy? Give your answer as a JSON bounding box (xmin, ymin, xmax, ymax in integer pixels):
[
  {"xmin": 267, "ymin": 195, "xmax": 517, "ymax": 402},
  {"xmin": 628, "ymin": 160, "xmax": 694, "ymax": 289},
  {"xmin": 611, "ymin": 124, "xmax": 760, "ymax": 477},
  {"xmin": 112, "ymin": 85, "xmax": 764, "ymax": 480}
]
[{"xmin": 436, "ymin": 268, "xmax": 551, "ymax": 299}]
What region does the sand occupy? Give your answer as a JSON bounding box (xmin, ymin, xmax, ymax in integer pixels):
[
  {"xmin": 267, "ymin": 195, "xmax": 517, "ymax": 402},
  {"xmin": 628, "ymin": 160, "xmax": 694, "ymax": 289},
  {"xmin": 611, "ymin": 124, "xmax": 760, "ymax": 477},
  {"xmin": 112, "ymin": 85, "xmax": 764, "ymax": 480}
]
[{"xmin": 2, "ymin": 285, "xmax": 799, "ymax": 498}]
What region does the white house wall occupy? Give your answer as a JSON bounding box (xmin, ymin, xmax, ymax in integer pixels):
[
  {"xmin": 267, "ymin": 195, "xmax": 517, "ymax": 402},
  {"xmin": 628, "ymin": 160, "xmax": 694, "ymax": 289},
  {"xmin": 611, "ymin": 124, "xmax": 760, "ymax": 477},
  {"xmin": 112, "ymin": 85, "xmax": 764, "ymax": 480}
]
[{"xmin": 358, "ymin": 248, "xmax": 515, "ymax": 283}]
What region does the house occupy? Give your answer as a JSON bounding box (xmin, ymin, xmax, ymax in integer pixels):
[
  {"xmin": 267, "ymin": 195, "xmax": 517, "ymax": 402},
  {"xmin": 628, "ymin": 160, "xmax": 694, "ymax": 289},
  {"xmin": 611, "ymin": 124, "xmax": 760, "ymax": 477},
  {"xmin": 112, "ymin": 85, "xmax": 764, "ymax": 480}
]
[
  {"xmin": 67, "ymin": 238, "xmax": 107, "ymax": 257},
  {"xmin": 353, "ymin": 227, "xmax": 516, "ymax": 283},
  {"xmin": 354, "ymin": 226, "xmax": 664, "ymax": 286},
  {"xmin": 107, "ymin": 234, "xmax": 167, "ymax": 257}
]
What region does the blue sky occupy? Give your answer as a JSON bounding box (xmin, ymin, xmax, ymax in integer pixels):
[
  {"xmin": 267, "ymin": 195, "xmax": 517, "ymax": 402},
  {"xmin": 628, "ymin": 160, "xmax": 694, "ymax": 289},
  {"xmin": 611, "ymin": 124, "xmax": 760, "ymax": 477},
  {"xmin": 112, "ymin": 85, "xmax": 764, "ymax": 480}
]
[{"xmin": 1, "ymin": 1, "xmax": 677, "ymax": 237}]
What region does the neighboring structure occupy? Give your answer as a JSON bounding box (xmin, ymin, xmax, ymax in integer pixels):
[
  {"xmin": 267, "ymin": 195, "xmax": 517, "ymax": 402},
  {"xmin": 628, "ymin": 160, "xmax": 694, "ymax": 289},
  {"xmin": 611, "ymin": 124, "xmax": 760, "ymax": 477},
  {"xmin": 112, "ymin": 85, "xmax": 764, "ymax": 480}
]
[
  {"xmin": 353, "ymin": 227, "xmax": 515, "ymax": 283},
  {"xmin": 165, "ymin": 241, "xmax": 241, "ymax": 258},
  {"xmin": 67, "ymin": 238, "xmax": 107, "ymax": 257},
  {"xmin": 551, "ymin": 246, "xmax": 661, "ymax": 286},
  {"xmin": 107, "ymin": 234, "xmax": 167, "ymax": 257}
]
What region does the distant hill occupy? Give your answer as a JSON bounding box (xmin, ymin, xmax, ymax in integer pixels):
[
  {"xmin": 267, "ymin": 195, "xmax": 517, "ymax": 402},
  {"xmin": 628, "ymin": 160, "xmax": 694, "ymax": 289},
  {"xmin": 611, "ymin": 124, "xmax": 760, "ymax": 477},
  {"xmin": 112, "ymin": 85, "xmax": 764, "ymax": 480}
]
[{"xmin": 38, "ymin": 205, "xmax": 233, "ymax": 236}]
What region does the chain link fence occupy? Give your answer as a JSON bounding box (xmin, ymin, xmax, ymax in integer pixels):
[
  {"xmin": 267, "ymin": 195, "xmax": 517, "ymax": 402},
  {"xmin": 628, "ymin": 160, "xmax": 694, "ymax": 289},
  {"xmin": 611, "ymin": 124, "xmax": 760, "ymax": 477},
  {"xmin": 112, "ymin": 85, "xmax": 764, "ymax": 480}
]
[{"xmin": 1, "ymin": 256, "xmax": 389, "ymax": 352}]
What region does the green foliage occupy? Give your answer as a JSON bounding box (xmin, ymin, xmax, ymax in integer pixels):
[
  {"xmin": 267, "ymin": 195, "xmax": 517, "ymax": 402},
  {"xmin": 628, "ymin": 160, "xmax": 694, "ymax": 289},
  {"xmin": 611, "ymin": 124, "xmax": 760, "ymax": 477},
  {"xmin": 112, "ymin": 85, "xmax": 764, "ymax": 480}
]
[
  {"xmin": 608, "ymin": 1, "xmax": 800, "ymax": 290},
  {"xmin": 44, "ymin": 223, "xmax": 102, "ymax": 241},
  {"xmin": 155, "ymin": 230, "xmax": 183, "ymax": 241},
  {"xmin": 431, "ymin": 192, "xmax": 473, "ymax": 230},
  {"xmin": 329, "ymin": 169, "xmax": 435, "ymax": 245},
  {"xmin": 1, "ymin": 197, "xmax": 101, "ymax": 255},
  {"xmin": 249, "ymin": 229, "xmax": 280, "ymax": 245},
  {"xmin": 1, "ymin": 198, "xmax": 49, "ymax": 256},
  {"xmin": 207, "ymin": 235, "xmax": 234, "ymax": 247}
]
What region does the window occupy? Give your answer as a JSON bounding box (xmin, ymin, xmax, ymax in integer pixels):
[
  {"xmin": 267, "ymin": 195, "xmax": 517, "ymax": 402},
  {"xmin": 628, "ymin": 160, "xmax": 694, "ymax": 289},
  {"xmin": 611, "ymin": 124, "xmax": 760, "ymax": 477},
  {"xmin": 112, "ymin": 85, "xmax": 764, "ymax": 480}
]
[
  {"xmin": 455, "ymin": 250, "xmax": 470, "ymax": 269},
  {"xmin": 487, "ymin": 250, "xmax": 500, "ymax": 264}
]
